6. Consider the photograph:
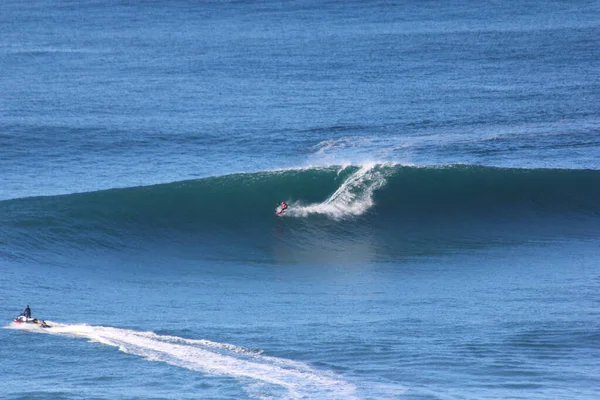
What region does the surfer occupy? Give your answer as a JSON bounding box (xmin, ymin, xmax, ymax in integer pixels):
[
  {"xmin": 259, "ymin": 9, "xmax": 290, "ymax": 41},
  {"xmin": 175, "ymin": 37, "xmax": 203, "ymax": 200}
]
[
  {"xmin": 20, "ymin": 305, "xmax": 31, "ymax": 318},
  {"xmin": 275, "ymin": 201, "xmax": 288, "ymax": 215}
]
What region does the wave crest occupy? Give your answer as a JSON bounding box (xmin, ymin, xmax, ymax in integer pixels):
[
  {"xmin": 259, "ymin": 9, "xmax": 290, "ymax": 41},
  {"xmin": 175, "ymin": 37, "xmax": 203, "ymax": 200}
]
[{"xmin": 1, "ymin": 164, "xmax": 599, "ymax": 260}]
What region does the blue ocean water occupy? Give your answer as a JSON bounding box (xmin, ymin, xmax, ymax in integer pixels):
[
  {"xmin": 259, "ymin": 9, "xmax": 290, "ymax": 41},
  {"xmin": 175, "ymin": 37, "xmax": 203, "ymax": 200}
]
[{"xmin": 1, "ymin": 1, "xmax": 599, "ymax": 399}]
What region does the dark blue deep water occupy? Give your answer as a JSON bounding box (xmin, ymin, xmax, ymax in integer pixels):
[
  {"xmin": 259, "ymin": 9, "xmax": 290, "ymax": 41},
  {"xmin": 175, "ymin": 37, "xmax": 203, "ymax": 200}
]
[{"xmin": 1, "ymin": 1, "xmax": 599, "ymax": 399}]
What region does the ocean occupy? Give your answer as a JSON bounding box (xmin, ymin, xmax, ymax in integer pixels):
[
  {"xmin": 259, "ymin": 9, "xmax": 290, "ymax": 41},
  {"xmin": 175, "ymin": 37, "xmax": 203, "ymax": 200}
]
[{"xmin": 1, "ymin": 1, "xmax": 599, "ymax": 399}]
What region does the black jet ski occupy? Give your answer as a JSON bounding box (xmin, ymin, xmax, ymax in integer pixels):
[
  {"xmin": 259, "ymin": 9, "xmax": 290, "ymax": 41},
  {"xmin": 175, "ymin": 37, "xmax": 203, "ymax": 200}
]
[{"xmin": 13, "ymin": 315, "xmax": 51, "ymax": 328}]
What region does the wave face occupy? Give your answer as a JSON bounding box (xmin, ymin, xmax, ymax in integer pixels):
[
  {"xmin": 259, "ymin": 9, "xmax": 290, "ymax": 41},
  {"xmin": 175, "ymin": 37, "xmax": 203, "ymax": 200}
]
[{"xmin": 1, "ymin": 164, "xmax": 599, "ymax": 262}]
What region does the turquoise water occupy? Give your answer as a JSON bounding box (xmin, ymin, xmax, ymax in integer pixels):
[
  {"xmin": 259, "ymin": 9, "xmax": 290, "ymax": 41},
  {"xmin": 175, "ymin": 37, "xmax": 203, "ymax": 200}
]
[{"xmin": 1, "ymin": 1, "xmax": 599, "ymax": 399}]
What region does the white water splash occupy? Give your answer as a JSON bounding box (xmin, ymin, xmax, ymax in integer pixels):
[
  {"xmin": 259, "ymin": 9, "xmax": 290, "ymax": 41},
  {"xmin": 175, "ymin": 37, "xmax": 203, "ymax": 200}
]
[
  {"xmin": 7, "ymin": 322, "xmax": 359, "ymax": 400},
  {"xmin": 286, "ymin": 164, "xmax": 389, "ymax": 220}
]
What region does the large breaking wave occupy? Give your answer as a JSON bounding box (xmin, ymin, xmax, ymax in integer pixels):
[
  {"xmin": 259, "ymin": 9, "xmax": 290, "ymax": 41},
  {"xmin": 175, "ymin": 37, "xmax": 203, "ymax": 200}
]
[{"xmin": 1, "ymin": 164, "xmax": 599, "ymax": 262}]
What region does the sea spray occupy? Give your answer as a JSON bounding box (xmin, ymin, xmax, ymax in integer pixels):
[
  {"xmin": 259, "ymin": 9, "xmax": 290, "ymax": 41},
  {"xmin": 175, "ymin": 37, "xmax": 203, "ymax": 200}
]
[{"xmin": 286, "ymin": 164, "xmax": 390, "ymax": 220}]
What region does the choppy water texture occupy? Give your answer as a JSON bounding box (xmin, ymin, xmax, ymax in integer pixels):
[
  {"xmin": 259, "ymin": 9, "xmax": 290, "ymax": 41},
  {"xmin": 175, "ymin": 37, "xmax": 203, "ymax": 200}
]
[{"xmin": 1, "ymin": 1, "xmax": 599, "ymax": 399}]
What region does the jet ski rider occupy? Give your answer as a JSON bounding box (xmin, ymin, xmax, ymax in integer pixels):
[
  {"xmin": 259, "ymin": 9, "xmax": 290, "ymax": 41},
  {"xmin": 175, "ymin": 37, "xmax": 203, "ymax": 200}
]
[{"xmin": 20, "ymin": 305, "xmax": 31, "ymax": 318}]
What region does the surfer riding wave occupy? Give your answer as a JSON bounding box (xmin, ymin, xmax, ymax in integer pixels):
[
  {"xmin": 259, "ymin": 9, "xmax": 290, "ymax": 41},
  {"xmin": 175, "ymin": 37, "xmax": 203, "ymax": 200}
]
[{"xmin": 275, "ymin": 201, "xmax": 288, "ymax": 215}]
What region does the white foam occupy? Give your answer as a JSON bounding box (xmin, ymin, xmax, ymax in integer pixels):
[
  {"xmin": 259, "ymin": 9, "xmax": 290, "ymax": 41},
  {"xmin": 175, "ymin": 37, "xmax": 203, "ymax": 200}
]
[
  {"xmin": 5, "ymin": 321, "xmax": 48, "ymax": 331},
  {"xmin": 10, "ymin": 322, "xmax": 359, "ymax": 400},
  {"xmin": 286, "ymin": 164, "xmax": 390, "ymax": 220}
]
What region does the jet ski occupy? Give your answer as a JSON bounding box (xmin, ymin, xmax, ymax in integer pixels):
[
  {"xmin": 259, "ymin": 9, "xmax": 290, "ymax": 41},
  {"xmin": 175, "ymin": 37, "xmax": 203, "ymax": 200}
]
[{"xmin": 13, "ymin": 315, "xmax": 51, "ymax": 328}]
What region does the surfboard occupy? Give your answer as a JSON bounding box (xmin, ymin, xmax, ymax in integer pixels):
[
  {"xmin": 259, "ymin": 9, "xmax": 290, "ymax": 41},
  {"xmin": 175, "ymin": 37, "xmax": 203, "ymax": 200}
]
[{"xmin": 275, "ymin": 205, "xmax": 286, "ymax": 215}]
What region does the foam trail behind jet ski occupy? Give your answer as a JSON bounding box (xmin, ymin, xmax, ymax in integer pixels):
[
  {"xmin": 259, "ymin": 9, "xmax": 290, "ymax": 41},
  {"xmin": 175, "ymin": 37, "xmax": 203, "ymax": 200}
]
[{"xmin": 34, "ymin": 323, "xmax": 360, "ymax": 400}]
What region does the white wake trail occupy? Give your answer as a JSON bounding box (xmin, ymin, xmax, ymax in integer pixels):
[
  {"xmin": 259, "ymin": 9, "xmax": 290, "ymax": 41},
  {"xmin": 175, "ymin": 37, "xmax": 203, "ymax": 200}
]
[{"xmin": 9, "ymin": 322, "xmax": 359, "ymax": 400}]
